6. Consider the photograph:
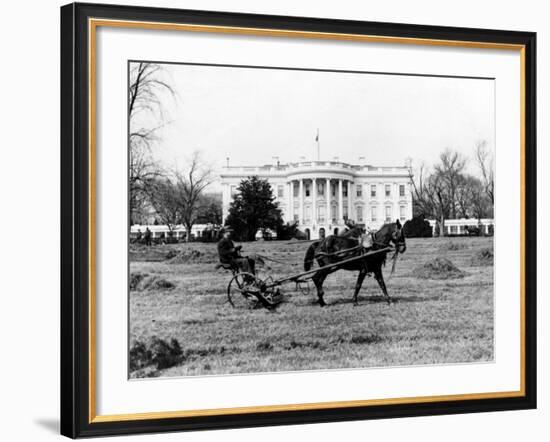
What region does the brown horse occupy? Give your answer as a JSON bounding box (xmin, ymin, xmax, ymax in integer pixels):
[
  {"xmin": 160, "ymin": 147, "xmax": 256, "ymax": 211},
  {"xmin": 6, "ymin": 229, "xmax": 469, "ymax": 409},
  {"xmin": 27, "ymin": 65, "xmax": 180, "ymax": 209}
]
[{"xmin": 303, "ymin": 220, "xmax": 406, "ymax": 306}]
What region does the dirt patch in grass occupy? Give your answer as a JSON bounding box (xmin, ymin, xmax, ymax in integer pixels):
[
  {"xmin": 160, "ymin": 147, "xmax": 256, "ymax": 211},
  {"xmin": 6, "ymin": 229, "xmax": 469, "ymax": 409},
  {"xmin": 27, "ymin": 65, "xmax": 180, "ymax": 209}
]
[
  {"xmin": 129, "ymin": 245, "xmax": 171, "ymax": 262},
  {"xmin": 166, "ymin": 249, "xmax": 218, "ymax": 264},
  {"xmin": 471, "ymin": 248, "xmax": 494, "ymax": 266},
  {"xmin": 413, "ymin": 257, "xmax": 465, "ymax": 279},
  {"xmin": 284, "ymin": 339, "xmax": 327, "ymax": 351},
  {"xmin": 350, "ymin": 333, "xmax": 383, "ymax": 345},
  {"xmin": 184, "ymin": 345, "xmax": 240, "ymax": 358},
  {"xmin": 440, "ymin": 241, "xmax": 468, "ymax": 251},
  {"xmin": 256, "ymin": 341, "xmax": 274, "ymax": 352},
  {"xmin": 130, "ymin": 272, "xmax": 175, "ymax": 291}
]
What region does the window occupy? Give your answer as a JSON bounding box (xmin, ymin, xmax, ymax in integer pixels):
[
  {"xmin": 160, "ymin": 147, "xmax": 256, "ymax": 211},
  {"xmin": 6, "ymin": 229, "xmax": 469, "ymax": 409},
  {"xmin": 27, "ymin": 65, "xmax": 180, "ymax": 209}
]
[
  {"xmin": 305, "ymin": 183, "xmax": 310, "ymax": 197},
  {"xmin": 356, "ymin": 185, "xmax": 362, "ymax": 198},
  {"xmin": 385, "ymin": 184, "xmax": 391, "ymax": 197},
  {"xmin": 400, "ymin": 205, "xmax": 406, "ymax": 222},
  {"xmin": 343, "ymin": 185, "xmax": 348, "ymax": 197},
  {"xmin": 331, "ymin": 205, "xmax": 337, "ymax": 222},
  {"xmin": 293, "ymin": 183, "xmax": 299, "ymax": 198},
  {"xmin": 332, "ymin": 184, "xmax": 336, "ymax": 197},
  {"xmin": 318, "ymin": 182, "xmax": 324, "ymax": 196},
  {"xmin": 230, "ymin": 185, "xmax": 237, "ymax": 197},
  {"xmin": 371, "ymin": 184, "xmax": 377, "ymax": 198},
  {"xmin": 371, "ymin": 207, "xmax": 377, "ymax": 222},
  {"xmin": 385, "ymin": 206, "xmax": 392, "ymax": 222},
  {"xmin": 305, "ymin": 206, "xmax": 311, "ymax": 222},
  {"xmin": 356, "ymin": 206, "xmax": 363, "ymax": 222},
  {"xmin": 343, "ymin": 206, "xmax": 348, "ymax": 220},
  {"xmin": 277, "ymin": 185, "xmax": 284, "ymax": 198},
  {"xmin": 399, "ymin": 184, "xmax": 405, "ymax": 197},
  {"xmin": 450, "ymin": 225, "xmax": 458, "ymax": 234},
  {"xmin": 318, "ymin": 206, "xmax": 325, "ymax": 223}
]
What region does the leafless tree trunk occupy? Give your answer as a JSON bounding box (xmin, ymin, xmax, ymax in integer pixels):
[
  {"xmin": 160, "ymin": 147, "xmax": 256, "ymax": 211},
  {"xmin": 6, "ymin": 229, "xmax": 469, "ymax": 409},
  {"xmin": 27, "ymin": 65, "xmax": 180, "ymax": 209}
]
[{"xmin": 429, "ymin": 172, "xmax": 451, "ymax": 236}]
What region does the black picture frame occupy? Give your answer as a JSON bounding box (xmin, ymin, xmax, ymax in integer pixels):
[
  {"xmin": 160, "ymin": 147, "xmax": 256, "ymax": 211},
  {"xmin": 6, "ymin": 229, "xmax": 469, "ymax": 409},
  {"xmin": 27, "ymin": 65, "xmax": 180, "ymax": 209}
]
[{"xmin": 61, "ymin": 2, "xmax": 537, "ymax": 438}]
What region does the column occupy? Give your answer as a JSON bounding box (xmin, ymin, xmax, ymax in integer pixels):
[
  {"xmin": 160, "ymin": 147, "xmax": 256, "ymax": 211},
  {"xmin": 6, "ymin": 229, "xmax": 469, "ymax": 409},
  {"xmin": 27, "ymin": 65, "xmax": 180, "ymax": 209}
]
[
  {"xmin": 299, "ymin": 179, "xmax": 304, "ymax": 224},
  {"xmin": 347, "ymin": 181, "xmax": 352, "ymax": 222},
  {"xmin": 326, "ymin": 178, "xmax": 331, "ymax": 223},
  {"xmin": 338, "ymin": 179, "xmax": 343, "ymax": 223},
  {"xmin": 312, "ymin": 178, "xmax": 317, "ymax": 225},
  {"xmin": 288, "ymin": 181, "xmax": 293, "ymax": 223}
]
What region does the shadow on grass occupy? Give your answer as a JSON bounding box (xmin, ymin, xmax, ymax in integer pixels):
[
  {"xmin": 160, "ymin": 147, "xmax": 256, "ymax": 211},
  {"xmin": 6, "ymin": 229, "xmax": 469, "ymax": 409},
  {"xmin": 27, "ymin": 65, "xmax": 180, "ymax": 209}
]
[{"xmin": 307, "ymin": 294, "xmax": 445, "ymax": 306}]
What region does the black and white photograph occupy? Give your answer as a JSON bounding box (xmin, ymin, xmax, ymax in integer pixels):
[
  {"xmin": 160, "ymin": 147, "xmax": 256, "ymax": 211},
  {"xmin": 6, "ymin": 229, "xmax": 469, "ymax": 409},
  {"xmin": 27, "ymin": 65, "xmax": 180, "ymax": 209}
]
[{"xmin": 128, "ymin": 61, "xmax": 496, "ymax": 379}]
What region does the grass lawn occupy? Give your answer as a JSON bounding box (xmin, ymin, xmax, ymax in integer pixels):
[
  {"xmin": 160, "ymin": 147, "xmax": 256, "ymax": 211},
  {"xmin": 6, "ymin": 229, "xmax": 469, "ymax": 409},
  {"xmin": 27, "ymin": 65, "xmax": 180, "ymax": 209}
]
[{"xmin": 129, "ymin": 236, "xmax": 494, "ymax": 378}]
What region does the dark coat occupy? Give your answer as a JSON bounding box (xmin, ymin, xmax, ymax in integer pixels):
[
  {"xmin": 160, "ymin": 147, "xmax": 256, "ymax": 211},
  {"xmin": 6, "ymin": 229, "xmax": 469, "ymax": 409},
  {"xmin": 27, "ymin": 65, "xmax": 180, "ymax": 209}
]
[{"xmin": 217, "ymin": 237, "xmax": 239, "ymax": 263}]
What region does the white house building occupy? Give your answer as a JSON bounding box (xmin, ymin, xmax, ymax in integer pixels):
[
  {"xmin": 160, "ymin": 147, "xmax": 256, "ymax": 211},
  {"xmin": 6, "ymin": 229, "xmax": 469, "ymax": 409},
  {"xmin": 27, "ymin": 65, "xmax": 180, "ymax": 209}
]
[{"xmin": 220, "ymin": 160, "xmax": 413, "ymax": 240}]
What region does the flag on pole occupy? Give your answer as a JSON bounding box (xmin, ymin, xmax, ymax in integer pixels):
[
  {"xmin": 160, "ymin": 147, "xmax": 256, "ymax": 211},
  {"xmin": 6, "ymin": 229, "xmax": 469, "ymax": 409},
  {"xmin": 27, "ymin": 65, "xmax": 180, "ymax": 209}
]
[{"xmin": 315, "ymin": 129, "xmax": 320, "ymax": 160}]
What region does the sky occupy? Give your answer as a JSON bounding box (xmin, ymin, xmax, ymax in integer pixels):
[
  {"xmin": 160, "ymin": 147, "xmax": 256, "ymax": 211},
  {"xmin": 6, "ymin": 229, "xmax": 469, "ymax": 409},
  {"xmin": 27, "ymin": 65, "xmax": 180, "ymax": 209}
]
[{"xmin": 133, "ymin": 62, "xmax": 495, "ymax": 189}]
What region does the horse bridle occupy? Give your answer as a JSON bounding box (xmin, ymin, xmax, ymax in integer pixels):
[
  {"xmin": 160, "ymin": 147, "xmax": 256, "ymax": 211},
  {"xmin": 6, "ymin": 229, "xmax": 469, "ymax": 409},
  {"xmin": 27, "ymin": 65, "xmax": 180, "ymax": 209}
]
[{"xmin": 369, "ymin": 225, "xmax": 406, "ymax": 253}]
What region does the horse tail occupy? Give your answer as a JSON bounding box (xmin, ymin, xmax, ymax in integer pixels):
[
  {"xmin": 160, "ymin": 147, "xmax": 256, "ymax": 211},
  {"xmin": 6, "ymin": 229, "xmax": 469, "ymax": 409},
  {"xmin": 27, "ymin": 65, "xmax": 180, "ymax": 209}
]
[{"xmin": 304, "ymin": 241, "xmax": 320, "ymax": 271}]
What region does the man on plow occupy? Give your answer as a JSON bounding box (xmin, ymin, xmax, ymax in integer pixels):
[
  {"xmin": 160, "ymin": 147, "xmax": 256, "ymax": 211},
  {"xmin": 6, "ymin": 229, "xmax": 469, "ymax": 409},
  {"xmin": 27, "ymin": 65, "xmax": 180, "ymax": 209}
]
[{"xmin": 217, "ymin": 227, "xmax": 256, "ymax": 275}]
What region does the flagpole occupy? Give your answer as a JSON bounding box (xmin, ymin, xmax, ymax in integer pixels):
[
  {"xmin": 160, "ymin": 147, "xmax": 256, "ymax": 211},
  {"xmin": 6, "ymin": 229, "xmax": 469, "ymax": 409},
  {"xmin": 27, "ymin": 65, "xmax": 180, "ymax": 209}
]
[{"xmin": 316, "ymin": 128, "xmax": 320, "ymax": 161}]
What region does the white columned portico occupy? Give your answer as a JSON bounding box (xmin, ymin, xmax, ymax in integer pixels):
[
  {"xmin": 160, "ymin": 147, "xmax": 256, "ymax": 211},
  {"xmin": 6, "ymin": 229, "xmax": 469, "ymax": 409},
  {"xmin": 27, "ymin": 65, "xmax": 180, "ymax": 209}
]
[
  {"xmin": 338, "ymin": 179, "xmax": 343, "ymax": 223},
  {"xmin": 326, "ymin": 178, "xmax": 331, "ymax": 223},
  {"xmin": 347, "ymin": 181, "xmax": 352, "ymax": 221},
  {"xmin": 312, "ymin": 178, "xmax": 317, "ymax": 225},
  {"xmin": 299, "ymin": 179, "xmax": 304, "ymax": 224}
]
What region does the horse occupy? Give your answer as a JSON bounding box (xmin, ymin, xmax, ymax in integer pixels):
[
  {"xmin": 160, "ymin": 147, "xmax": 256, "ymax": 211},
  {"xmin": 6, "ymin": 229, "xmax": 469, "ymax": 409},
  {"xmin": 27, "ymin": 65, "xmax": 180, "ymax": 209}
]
[{"xmin": 303, "ymin": 220, "xmax": 407, "ymax": 307}]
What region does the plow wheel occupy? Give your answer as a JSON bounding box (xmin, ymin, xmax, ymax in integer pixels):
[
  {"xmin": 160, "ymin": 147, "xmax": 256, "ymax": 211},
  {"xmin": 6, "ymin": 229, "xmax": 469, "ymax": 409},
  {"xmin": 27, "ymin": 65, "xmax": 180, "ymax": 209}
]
[{"xmin": 227, "ymin": 272, "xmax": 263, "ymax": 309}]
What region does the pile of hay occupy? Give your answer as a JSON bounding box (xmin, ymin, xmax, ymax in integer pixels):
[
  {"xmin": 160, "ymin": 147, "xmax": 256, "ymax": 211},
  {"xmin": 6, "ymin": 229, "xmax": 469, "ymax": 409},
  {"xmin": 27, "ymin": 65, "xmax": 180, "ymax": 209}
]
[
  {"xmin": 413, "ymin": 257, "xmax": 465, "ymax": 279},
  {"xmin": 130, "ymin": 272, "xmax": 175, "ymax": 291},
  {"xmin": 130, "ymin": 336, "xmax": 183, "ymax": 371},
  {"xmin": 471, "ymin": 248, "xmax": 494, "ymax": 266},
  {"xmin": 166, "ymin": 249, "xmax": 217, "ymax": 264},
  {"xmin": 164, "ymin": 250, "xmax": 179, "ymax": 260}
]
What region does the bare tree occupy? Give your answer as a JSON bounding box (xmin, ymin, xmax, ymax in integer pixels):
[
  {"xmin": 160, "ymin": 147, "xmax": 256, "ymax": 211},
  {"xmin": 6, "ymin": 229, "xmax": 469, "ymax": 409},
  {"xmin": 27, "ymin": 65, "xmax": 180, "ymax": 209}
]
[
  {"xmin": 128, "ymin": 62, "xmax": 175, "ymax": 223},
  {"xmin": 406, "ymin": 158, "xmax": 434, "ymax": 218},
  {"xmin": 408, "ymin": 148, "xmax": 492, "ymax": 236},
  {"xmin": 434, "ymin": 149, "xmax": 467, "ymax": 220},
  {"xmin": 455, "ymin": 174, "xmax": 486, "ymax": 220},
  {"xmin": 145, "ymin": 178, "xmax": 181, "ymax": 232},
  {"xmin": 174, "ymin": 151, "xmax": 214, "ymax": 242},
  {"xmin": 475, "ymin": 140, "xmax": 495, "ymax": 205},
  {"xmin": 129, "ymin": 144, "xmax": 164, "ymax": 224},
  {"xmin": 195, "ymin": 193, "xmax": 223, "ymax": 225},
  {"xmin": 426, "ymin": 171, "xmax": 452, "ymax": 236},
  {"xmin": 129, "ymin": 63, "xmax": 174, "ymax": 122}
]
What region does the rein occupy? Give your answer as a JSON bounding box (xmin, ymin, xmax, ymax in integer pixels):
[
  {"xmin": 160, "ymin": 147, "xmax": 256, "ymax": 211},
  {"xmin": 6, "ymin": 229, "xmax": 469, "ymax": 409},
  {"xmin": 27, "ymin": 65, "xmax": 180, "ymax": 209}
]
[{"xmin": 371, "ymin": 226, "xmax": 404, "ymax": 279}]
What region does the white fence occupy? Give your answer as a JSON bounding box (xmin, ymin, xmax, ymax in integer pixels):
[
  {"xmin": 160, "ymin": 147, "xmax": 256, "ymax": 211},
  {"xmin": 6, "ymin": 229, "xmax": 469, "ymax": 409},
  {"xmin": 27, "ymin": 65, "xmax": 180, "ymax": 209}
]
[
  {"xmin": 130, "ymin": 224, "xmax": 217, "ymax": 240},
  {"xmin": 427, "ymin": 218, "xmax": 494, "ymax": 236}
]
